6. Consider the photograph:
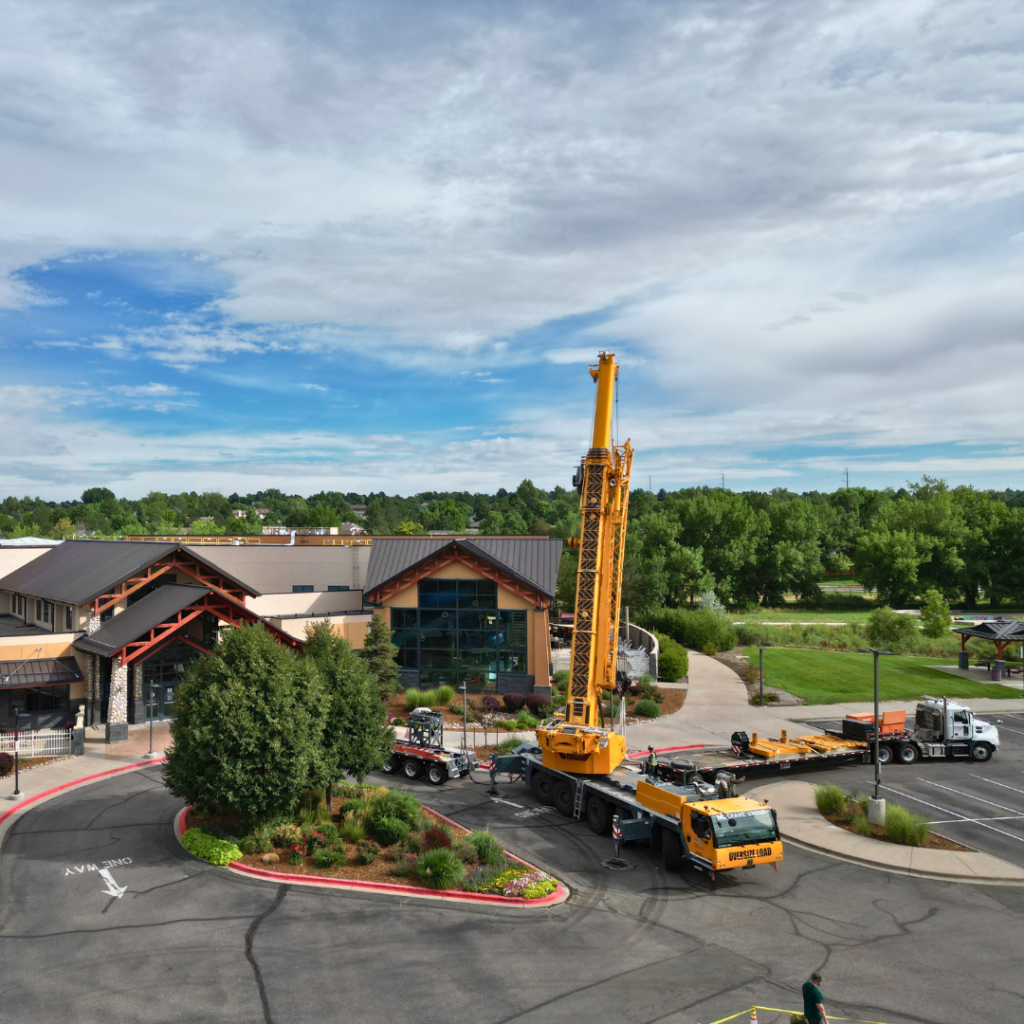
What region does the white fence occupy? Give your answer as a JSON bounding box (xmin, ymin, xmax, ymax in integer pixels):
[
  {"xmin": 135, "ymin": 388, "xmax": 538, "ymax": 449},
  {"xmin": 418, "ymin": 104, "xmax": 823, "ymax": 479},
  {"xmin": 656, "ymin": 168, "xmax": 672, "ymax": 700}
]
[
  {"xmin": 0, "ymin": 728, "xmax": 72, "ymax": 758},
  {"xmin": 551, "ymin": 644, "xmax": 651, "ymax": 680}
]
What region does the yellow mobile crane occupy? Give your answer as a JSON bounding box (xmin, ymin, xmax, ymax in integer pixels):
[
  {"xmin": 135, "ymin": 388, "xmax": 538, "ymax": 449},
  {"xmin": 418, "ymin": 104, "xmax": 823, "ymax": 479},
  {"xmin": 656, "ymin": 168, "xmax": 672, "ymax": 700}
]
[
  {"xmin": 510, "ymin": 352, "xmax": 784, "ymax": 880},
  {"xmin": 536, "ymin": 351, "xmax": 632, "ymax": 775}
]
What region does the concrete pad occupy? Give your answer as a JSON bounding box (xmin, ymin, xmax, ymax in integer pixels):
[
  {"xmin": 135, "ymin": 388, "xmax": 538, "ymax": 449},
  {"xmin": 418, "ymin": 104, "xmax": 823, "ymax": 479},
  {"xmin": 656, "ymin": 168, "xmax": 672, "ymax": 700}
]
[{"xmin": 751, "ymin": 779, "xmax": 1024, "ymax": 884}]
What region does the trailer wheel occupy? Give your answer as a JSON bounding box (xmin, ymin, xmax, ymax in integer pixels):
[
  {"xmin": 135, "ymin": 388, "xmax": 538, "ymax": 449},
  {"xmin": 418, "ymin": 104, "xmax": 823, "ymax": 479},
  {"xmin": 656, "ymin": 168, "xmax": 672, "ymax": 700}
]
[
  {"xmin": 553, "ymin": 780, "xmax": 575, "ymax": 817},
  {"xmin": 402, "ymin": 758, "xmax": 421, "ymax": 780},
  {"xmin": 897, "ymin": 742, "xmax": 920, "ymax": 765},
  {"xmin": 531, "ymin": 772, "xmax": 555, "ymax": 806},
  {"xmin": 585, "ymin": 797, "xmax": 611, "ymax": 834},
  {"xmin": 662, "ymin": 829, "xmax": 682, "ymax": 871},
  {"xmin": 382, "ymin": 755, "xmax": 399, "ymax": 774},
  {"xmin": 971, "ymin": 742, "xmax": 993, "ymax": 762},
  {"xmin": 875, "ymin": 744, "xmax": 893, "ymax": 765}
]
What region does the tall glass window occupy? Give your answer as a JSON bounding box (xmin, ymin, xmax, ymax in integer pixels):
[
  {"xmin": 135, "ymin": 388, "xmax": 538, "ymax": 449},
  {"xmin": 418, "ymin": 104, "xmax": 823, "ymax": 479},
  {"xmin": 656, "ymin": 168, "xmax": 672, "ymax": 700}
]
[{"xmin": 391, "ymin": 579, "xmax": 527, "ymax": 690}]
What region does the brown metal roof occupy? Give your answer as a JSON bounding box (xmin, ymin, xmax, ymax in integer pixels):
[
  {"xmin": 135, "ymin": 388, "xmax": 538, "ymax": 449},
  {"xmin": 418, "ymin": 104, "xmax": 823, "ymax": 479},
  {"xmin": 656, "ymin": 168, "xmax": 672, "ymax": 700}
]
[
  {"xmin": 0, "ymin": 539, "xmax": 259, "ymax": 605},
  {"xmin": 73, "ymin": 584, "xmax": 211, "ymax": 657},
  {"xmin": 363, "ymin": 536, "xmax": 562, "ymax": 600}
]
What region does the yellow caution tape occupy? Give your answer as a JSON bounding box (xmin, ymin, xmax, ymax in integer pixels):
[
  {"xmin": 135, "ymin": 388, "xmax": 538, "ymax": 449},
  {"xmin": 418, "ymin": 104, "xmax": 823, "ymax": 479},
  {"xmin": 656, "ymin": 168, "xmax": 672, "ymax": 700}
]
[{"xmin": 706, "ymin": 1006, "xmax": 899, "ymax": 1024}]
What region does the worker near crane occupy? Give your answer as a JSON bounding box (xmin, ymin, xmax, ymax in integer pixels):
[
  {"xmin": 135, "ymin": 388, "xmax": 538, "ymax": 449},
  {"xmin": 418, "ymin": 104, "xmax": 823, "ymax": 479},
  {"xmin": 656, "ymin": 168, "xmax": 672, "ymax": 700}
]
[
  {"xmin": 646, "ymin": 745, "xmax": 658, "ymax": 778},
  {"xmin": 800, "ymin": 971, "xmax": 829, "ymax": 1024}
]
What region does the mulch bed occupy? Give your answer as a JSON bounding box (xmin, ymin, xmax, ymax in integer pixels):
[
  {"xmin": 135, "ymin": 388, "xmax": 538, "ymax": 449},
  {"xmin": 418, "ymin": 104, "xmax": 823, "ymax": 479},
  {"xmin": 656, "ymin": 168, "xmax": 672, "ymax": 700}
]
[
  {"xmin": 184, "ymin": 803, "xmax": 472, "ymax": 885},
  {"xmin": 822, "ymin": 810, "xmax": 972, "ymax": 852},
  {"xmin": 657, "ymin": 686, "xmax": 686, "ymax": 716}
]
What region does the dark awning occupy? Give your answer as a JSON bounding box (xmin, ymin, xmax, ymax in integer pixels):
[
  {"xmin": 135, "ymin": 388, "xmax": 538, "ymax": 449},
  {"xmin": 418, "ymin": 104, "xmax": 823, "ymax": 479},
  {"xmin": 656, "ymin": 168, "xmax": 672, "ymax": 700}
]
[
  {"xmin": 952, "ymin": 618, "xmax": 1024, "ymax": 642},
  {"xmin": 0, "ymin": 656, "xmax": 83, "ymax": 689}
]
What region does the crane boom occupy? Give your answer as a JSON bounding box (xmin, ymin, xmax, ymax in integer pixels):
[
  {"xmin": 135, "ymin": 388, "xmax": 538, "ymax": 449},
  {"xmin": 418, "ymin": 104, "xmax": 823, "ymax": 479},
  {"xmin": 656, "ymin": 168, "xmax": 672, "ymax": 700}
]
[{"xmin": 536, "ymin": 352, "xmax": 633, "ymax": 776}]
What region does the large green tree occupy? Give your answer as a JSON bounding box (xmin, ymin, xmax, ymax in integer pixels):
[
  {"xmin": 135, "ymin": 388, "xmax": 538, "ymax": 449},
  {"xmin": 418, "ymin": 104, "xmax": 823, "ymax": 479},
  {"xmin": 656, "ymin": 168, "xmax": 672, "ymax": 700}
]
[
  {"xmin": 359, "ymin": 612, "xmax": 400, "ymax": 698},
  {"xmin": 163, "ymin": 624, "xmax": 327, "ymax": 823}
]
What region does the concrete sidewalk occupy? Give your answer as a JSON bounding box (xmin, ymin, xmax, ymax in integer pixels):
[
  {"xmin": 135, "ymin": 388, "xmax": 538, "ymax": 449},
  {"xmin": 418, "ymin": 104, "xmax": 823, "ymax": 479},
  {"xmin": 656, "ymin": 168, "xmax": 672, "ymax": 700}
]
[{"xmin": 750, "ymin": 779, "xmax": 1024, "ymax": 884}]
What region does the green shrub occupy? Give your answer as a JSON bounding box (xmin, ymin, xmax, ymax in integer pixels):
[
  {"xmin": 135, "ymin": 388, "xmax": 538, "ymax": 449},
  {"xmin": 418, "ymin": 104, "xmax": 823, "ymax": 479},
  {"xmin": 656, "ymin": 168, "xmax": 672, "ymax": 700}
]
[
  {"xmin": 920, "ymin": 589, "xmax": 952, "ymax": 638},
  {"xmin": 302, "ymin": 827, "xmax": 333, "ymax": 854},
  {"xmin": 414, "ymin": 848, "xmax": 466, "ymax": 890},
  {"xmin": 633, "ymin": 699, "xmax": 661, "ymax": 718},
  {"xmin": 370, "ymin": 814, "xmax": 411, "ymax": 847},
  {"xmin": 466, "ymin": 830, "xmax": 504, "ymax": 867},
  {"xmin": 336, "ymin": 798, "xmax": 369, "ymax": 821},
  {"xmin": 339, "ymin": 817, "xmax": 366, "ymax": 843},
  {"xmin": 271, "ymin": 823, "xmax": 303, "ymax": 848},
  {"xmin": 287, "ymin": 846, "xmax": 303, "ymax": 866},
  {"xmin": 636, "ymin": 679, "xmax": 663, "ymax": 703},
  {"xmin": 551, "ymin": 669, "xmax": 570, "ymax": 692},
  {"xmin": 455, "ymin": 840, "xmax": 479, "ymax": 864},
  {"xmin": 436, "ymin": 684, "xmax": 456, "ymax": 705},
  {"xmin": 654, "ymin": 633, "xmax": 689, "ymax": 681},
  {"xmin": 514, "ymin": 709, "xmax": 539, "ymax": 729},
  {"xmin": 182, "ymin": 828, "xmax": 242, "ymax": 866},
  {"xmin": 867, "ymin": 606, "xmax": 919, "ymax": 651},
  {"xmin": 368, "ymin": 789, "xmax": 423, "ymax": 828},
  {"xmin": 404, "ymin": 688, "xmax": 424, "ymax": 710},
  {"xmin": 240, "ymin": 829, "xmax": 274, "ymax": 856},
  {"xmin": 853, "ymin": 814, "xmax": 873, "ymax": 837},
  {"xmin": 356, "ymin": 840, "xmax": 381, "ymax": 864},
  {"xmin": 885, "ymin": 804, "xmax": 930, "ymax": 846},
  {"xmin": 815, "ymin": 784, "xmax": 848, "ymax": 818},
  {"xmin": 391, "ymin": 717, "xmax": 404, "ymax": 726},
  {"xmin": 493, "ymin": 737, "xmax": 522, "ymax": 755},
  {"xmin": 638, "ymin": 608, "xmax": 737, "ymax": 655},
  {"xmin": 313, "ymin": 848, "xmax": 348, "ymax": 868}
]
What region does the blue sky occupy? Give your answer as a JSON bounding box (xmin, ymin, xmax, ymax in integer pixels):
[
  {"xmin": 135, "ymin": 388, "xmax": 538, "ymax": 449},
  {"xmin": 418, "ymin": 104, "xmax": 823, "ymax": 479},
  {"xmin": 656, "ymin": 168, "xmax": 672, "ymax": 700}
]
[{"xmin": 1, "ymin": 1, "xmax": 1023, "ymax": 500}]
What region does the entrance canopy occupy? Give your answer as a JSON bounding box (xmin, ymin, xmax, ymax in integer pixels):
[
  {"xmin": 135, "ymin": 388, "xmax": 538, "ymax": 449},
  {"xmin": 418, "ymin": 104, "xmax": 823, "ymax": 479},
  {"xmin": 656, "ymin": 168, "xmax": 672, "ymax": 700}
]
[
  {"xmin": 952, "ymin": 617, "xmax": 1024, "ymax": 658},
  {"xmin": 74, "ymin": 583, "xmax": 303, "ymax": 665}
]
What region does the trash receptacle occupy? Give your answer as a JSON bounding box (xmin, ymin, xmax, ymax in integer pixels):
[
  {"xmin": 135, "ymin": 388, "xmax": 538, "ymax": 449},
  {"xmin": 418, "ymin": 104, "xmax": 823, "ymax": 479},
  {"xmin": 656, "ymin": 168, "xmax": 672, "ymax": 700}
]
[
  {"xmin": 991, "ymin": 661, "xmax": 1005, "ymax": 681},
  {"xmin": 958, "ymin": 651, "xmax": 970, "ymax": 671}
]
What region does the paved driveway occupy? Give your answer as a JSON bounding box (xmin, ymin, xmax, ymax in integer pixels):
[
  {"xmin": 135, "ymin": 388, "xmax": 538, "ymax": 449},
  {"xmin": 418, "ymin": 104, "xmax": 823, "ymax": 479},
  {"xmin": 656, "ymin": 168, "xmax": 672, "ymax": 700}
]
[{"xmin": 2, "ymin": 765, "xmax": 1024, "ymax": 1024}]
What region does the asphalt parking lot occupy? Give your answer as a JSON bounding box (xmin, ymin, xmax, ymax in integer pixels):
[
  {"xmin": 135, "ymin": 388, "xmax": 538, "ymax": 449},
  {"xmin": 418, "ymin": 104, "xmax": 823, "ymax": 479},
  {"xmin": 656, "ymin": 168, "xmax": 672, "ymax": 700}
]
[
  {"xmin": 2, "ymin": 764, "xmax": 1024, "ymax": 1024},
  {"xmin": 799, "ymin": 708, "xmax": 1024, "ymax": 866}
]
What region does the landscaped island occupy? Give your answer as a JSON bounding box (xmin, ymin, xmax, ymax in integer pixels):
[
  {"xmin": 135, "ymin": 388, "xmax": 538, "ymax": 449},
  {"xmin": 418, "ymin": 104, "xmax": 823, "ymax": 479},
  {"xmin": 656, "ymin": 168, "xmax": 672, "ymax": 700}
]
[{"xmin": 182, "ymin": 783, "xmax": 559, "ymax": 900}]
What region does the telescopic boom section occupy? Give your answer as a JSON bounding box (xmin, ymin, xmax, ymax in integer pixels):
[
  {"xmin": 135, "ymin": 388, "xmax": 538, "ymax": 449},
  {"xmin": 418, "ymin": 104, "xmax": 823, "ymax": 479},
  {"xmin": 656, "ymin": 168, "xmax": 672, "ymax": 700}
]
[{"xmin": 536, "ymin": 352, "xmax": 633, "ymax": 776}]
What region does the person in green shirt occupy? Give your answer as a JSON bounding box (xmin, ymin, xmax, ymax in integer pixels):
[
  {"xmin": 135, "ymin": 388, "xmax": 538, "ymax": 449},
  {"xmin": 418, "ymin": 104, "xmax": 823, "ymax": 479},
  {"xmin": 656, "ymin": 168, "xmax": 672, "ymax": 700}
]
[{"xmin": 801, "ymin": 971, "xmax": 828, "ymax": 1024}]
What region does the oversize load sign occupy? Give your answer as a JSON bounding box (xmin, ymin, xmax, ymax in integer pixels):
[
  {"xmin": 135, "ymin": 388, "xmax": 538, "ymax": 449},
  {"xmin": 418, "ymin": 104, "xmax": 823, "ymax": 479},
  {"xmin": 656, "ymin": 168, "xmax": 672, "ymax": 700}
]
[{"xmin": 728, "ymin": 847, "xmax": 772, "ymax": 861}]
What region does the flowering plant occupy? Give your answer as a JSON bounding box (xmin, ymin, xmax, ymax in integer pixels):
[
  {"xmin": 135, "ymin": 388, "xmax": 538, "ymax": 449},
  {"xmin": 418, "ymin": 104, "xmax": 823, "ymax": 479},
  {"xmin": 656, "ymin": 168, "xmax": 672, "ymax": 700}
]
[{"xmin": 288, "ymin": 844, "xmax": 304, "ymax": 866}]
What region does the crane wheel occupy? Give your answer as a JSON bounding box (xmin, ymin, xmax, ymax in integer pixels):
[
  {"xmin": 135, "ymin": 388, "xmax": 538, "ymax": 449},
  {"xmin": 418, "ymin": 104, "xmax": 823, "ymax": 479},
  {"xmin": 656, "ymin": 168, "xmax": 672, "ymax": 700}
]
[
  {"xmin": 531, "ymin": 772, "xmax": 555, "ymax": 806},
  {"xmin": 402, "ymin": 758, "xmax": 421, "ymax": 780},
  {"xmin": 897, "ymin": 743, "xmax": 920, "ymax": 765},
  {"xmin": 662, "ymin": 830, "xmax": 682, "ymax": 871},
  {"xmin": 553, "ymin": 780, "xmax": 575, "ymax": 817},
  {"xmin": 585, "ymin": 798, "xmax": 611, "ymax": 834}
]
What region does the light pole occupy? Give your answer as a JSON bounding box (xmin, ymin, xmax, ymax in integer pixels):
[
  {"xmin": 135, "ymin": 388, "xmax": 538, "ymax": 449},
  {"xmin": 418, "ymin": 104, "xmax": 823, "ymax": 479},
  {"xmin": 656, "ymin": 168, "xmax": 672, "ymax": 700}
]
[
  {"xmin": 141, "ymin": 683, "xmax": 159, "ymax": 759},
  {"xmin": 11, "ymin": 707, "xmax": 22, "ymax": 800},
  {"xmin": 859, "ymin": 647, "xmax": 893, "ymax": 820},
  {"xmin": 458, "ymin": 684, "xmax": 468, "ymax": 753}
]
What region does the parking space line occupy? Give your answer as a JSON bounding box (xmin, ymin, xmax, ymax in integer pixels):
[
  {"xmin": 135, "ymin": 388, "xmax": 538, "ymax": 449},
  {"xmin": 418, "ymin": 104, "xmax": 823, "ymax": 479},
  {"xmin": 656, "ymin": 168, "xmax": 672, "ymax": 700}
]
[
  {"xmin": 880, "ymin": 785, "xmax": 1024, "ymax": 843},
  {"xmin": 972, "ymin": 775, "xmax": 1024, "ymax": 798},
  {"xmin": 928, "ymin": 815, "xmax": 1024, "ymax": 824},
  {"xmin": 989, "ymin": 723, "xmax": 1024, "ymax": 736},
  {"xmin": 918, "ymin": 778, "xmax": 1024, "ymax": 815}
]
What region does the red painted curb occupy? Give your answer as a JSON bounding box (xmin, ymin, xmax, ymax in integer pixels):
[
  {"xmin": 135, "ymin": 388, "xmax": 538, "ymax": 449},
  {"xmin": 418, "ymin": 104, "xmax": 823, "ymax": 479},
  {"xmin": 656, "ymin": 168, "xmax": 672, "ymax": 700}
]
[
  {"xmin": 177, "ymin": 803, "xmax": 567, "ymax": 908},
  {"xmin": 0, "ymin": 758, "xmax": 166, "ymax": 829}
]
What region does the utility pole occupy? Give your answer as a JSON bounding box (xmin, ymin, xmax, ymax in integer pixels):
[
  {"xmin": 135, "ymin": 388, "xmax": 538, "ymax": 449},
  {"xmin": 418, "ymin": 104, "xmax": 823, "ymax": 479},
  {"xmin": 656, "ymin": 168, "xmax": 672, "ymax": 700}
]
[
  {"xmin": 845, "ymin": 468, "xmax": 849, "ymax": 489},
  {"xmin": 859, "ymin": 647, "xmax": 893, "ymax": 822},
  {"xmin": 720, "ymin": 473, "xmax": 725, "ymax": 490}
]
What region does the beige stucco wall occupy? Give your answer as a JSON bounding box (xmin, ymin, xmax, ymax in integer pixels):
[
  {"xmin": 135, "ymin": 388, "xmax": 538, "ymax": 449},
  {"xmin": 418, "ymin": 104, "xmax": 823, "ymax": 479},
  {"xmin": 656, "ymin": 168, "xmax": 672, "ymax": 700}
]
[
  {"xmin": 247, "ymin": 589, "xmax": 363, "ymax": 617},
  {"xmin": 380, "ymin": 561, "xmax": 551, "ymax": 683},
  {"xmin": 266, "ymin": 613, "xmax": 372, "ymax": 646},
  {"xmin": 197, "ymin": 545, "xmax": 371, "ymax": 595},
  {"xmin": 0, "ymin": 636, "xmax": 76, "ymax": 659},
  {"xmin": 0, "ymin": 546, "xmax": 55, "ymax": 580}
]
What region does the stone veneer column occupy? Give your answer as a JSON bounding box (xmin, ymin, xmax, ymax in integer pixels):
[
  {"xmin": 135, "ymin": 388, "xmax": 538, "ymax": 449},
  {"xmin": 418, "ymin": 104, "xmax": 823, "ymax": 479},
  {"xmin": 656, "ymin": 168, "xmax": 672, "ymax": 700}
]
[
  {"xmin": 105, "ymin": 656, "xmax": 129, "ymax": 743},
  {"xmin": 133, "ymin": 663, "xmax": 145, "ymax": 726}
]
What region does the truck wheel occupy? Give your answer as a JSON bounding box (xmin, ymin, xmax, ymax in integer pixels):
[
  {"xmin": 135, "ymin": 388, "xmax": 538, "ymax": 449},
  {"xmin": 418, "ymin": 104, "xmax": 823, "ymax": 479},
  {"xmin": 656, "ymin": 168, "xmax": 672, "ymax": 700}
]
[
  {"xmin": 553, "ymin": 780, "xmax": 575, "ymax": 817},
  {"xmin": 531, "ymin": 772, "xmax": 555, "ymax": 806},
  {"xmin": 876, "ymin": 744, "xmax": 893, "ymax": 765},
  {"xmin": 382, "ymin": 755, "xmax": 399, "ymax": 774},
  {"xmin": 426, "ymin": 764, "xmax": 447, "ymax": 785},
  {"xmin": 402, "ymin": 758, "xmax": 421, "ymax": 780},
  {"xmin": 662, "ymin": 829, "xmax": 682, "ymax": 871},
  {"xmin": 897, "ymin": 743, "xmax": 920, "ymax": 765},
  {"xmin": 971, "ymin": 742, "xmax": 993, "ymax": 762},
  {"xmin": 585, "ymin": 797, "xmax": 611, "ymax": 834}
]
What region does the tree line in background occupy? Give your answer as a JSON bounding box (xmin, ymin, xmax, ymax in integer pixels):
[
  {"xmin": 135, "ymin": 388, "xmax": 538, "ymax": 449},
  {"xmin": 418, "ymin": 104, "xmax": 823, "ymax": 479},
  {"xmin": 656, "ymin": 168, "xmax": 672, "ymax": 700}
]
[{"xmin": 4, "ymin": 476, "xmax": 1024, "ymax": 609}]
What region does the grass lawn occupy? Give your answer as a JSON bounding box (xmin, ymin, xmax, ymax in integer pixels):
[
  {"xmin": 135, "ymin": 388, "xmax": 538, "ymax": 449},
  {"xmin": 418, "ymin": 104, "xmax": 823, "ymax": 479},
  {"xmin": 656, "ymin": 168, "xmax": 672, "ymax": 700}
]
[
  {"xmin": 743, "ymin": 646, "xmax": 1023, "ymax": 704},
  {"xmin": 732, "ymin": 608, "xmax": 876, "ymax": 625}
]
